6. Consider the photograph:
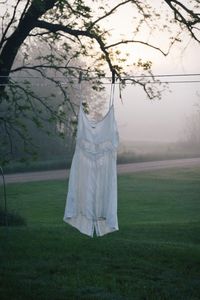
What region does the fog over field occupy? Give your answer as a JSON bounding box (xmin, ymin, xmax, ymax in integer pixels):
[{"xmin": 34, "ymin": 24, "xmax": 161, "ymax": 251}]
[{"xmin": 115, "ymin": 80, "xmax": 199, "ymax": 144}]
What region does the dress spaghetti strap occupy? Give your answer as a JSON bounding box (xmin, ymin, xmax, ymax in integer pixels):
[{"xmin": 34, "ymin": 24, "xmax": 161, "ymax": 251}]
[{"xmin": 109, "ymin": 83, "xmax": 115, "ymax": 108}]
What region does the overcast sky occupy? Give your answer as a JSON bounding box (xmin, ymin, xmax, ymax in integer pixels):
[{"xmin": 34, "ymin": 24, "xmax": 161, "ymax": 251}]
[
  {"xmin": 114, "ymin": 42, "xmax": 200, "ymax": 142},
  {"xmin": 102, "ymin": 1, "xmax": 200, "ymax": 143}
]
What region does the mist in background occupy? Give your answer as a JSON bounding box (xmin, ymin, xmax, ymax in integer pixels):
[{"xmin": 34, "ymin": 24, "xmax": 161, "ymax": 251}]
[
  {"xmin": 104, "ymin": 2, "xmax": 200, "ymax": 145},
  {"xmin": 102, "ymin": 5, "xmax": 200, "ymax": 161}
]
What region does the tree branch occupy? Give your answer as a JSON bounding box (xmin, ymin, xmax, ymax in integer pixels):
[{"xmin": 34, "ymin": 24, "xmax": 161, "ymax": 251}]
[
  {"xmin": 35, "ymin": 20, "xmax": 117, "ymax": 77},
  {"xmin": 0, "ymin": 0, "xmax": 21, "ymax": 49},
  {"xmin": 105, "ymin": 39, "xmax": 168, "ymax": 56},
  {"xmin": 86, "ymin": 0, "xmax": 132, "ymax": 30},
  {"xmin": 19, "ymin": 0, "xmax": 32, "ymax": 23},
  {"xmin": 64, "ymin": 1, "xmax": 92, "ymax": 19},
  {"xmin": 0, "ymin": 0, "xmax": 57, "ymax": 88},
  {"xmin": 164, "ymin": 0, "xmax": 200, "ymax": 42},
  {"xmin": 10, "ymin": 65, "xmax": 86, "ymax": 76}
]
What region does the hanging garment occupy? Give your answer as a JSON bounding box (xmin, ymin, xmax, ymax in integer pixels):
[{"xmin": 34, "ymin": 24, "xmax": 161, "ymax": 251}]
[{"xmin": 63, "ymin": 88, "xmax": 119, "ymax": 237}]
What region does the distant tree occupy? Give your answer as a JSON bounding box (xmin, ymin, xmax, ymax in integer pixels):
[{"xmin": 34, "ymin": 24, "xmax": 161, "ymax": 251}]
[
  {"xmin": 183, "ymin": 95, "xmax": 200, "ymax": 152},
  {"xmin": 0, "ymin": 0, "xmax": 199, "ymax": 164},
  {"xmin": 0, "ymin": 37, "xmax": 105, "ymax": 162}
]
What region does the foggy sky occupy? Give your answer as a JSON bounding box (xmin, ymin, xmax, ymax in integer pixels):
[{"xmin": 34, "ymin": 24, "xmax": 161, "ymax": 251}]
[
  {"xmin": 114, "ymin": 41, "xmax": 200, "ymax": 143},
  {"xmin": 102, "ymin": 2, "xmax": 200, "ymax": 143}
]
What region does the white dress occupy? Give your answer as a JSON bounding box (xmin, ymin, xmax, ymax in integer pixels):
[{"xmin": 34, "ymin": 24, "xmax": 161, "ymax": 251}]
[{"xmin": 63, "ymin": 96, "xmax": 119, "ymax": 237}]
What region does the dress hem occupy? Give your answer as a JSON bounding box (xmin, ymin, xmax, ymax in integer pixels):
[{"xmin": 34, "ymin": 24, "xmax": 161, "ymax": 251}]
[{"xmin": 63, "ymin": 215, "xmax": 118, "ymax": 237}]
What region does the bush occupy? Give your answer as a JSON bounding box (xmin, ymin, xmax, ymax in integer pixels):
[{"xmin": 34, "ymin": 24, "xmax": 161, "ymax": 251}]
[{"xmin": 0, "ymin": 207, "xmax": 26, "ymax": 226}]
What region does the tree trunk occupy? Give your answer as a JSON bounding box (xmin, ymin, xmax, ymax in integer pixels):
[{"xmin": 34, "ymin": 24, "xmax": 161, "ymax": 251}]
[{"xmin": 0, "ymin": 0, "xmax": 56, "ymax": 92}]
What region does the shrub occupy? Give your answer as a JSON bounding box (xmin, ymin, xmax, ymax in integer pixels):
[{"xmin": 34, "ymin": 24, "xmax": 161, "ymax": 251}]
[{"xmin": 0, "ymin": 206, "xmax": 26, "ymax": 226}]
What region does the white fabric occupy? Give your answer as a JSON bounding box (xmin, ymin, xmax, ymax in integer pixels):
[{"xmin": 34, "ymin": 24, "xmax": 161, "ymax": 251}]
[{"xmin": 63, "ymin": 98, "xmax": 119, "ymax": 237}]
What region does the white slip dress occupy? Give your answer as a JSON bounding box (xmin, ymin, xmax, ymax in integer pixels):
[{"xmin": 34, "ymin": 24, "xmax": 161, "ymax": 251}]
[{"xmin": 63, "ymin": 85, "xmax": 119, "ymax": 237}]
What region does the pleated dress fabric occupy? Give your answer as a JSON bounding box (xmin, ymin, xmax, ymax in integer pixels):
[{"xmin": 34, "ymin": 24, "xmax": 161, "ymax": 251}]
[{"xmin": 63, "ymin": 95, "xmax": 119, "ymax": 237}]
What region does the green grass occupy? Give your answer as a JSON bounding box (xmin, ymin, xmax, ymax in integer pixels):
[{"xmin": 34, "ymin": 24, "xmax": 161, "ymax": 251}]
[{"xmin": 0, "ymin": 167, "xmax": 200, "ymax": 300}]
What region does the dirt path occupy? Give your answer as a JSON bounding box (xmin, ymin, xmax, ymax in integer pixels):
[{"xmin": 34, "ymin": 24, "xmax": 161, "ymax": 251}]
[{"xmin": 3, "ymin": 157, "xmax": 200, "ymax": 184}]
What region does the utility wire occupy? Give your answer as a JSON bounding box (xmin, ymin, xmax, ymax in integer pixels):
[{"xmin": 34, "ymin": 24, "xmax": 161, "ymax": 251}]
[
  {"xmin": 0, "ymin": 73, "xmax": 200, "ymax": 79},
  {"xmin": 1, "ymin": 80, "xmax": 200, "ymax": 86},
  {"xmin": 0, "ymin": 73, "xmax": 200, "ymax": 86},
  {"xmin": 122, "ymin": 73, "xmax": 200, "ymax": 79}
]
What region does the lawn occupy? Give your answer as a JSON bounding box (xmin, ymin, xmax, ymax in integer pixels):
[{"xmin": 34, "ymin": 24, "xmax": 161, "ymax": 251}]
[{"xmin": 0, "ymin": 167, "xmax": 200, "ymax": 300}]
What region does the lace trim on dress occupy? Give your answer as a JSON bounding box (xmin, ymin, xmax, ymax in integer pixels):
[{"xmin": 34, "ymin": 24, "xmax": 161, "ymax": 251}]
[{"xmin": 77, "ymin": 138, "xmax": 116, "ymax": 155}]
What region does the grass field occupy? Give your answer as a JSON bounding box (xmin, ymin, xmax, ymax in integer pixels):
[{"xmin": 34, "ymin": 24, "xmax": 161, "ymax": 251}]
[{"xmin": 0, "ymin": 167, "xmax": 200, "ymax": 300}]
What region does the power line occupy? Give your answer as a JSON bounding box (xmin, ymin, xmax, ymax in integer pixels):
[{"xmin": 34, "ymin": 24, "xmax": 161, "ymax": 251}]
[
  {"xmin": 0, "ymin": 80, "xmax": 200, "ymax": 86},
  {"xmin": 123, "ymin": 73, "xmax": 200, "ymax": 79},
  {"xmin": 0, "ymin": 73, "xmax": 200, "ymax": 86},
  {"xmin": 151, "ymin": 80, "xmax": 200, "ymax": 84},
  {"xmin": 0, "ymin": 73, "xmax": 200, "ymax": 79}
]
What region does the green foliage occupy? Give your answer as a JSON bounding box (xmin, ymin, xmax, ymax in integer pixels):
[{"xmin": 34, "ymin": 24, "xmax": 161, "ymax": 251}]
[{"xmin": 136, "ymin": 58, "xmax": 152, "ymax": 71}]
